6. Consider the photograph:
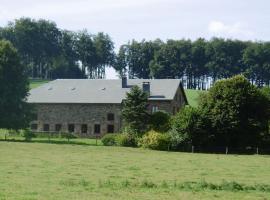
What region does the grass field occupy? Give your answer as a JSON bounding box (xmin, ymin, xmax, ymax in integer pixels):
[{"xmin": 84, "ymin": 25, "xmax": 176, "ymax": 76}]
[
  {"xmin": 0, "ymin": 141, "xmax": 270, "ymax": 200},
  {"xmin": 185, "ymin": 89, "xmax": 205, "ymax": 107},
  {"xmin": 29, "ymin": 79, "xmax": 50, "ymax": 89}
]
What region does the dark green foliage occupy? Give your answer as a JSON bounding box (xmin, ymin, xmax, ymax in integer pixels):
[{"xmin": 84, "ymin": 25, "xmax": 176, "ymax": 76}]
[
  {"xmin": 0, "ymin": 40, "xmax": 33, "ymax": 130},
  {"xmin": 139, "ymin": 130, "xmax": 171, "ymax": 151},
  {"xmin": 22, "ymin": 129, "xmax": 36, "ymax": 141},
  {"xmin": 243, "ymin": 42, "xmax": 270, "ymax": 86},
  {"xmin": 0, "ymin": 18, "xmax": 114, "ymax": 79},
  {"xmin": 101, "ymin": 134, "xmax": 118, "ymax": 146},
  {"xmin": 150, "ymin": 39, "xmax": 191, "ymax": 79},
  {"xmin": 170, "ymin": 75, "xmax": 270, "ymax": 149},
  {"xmin": 149, "ymin": 111, "xmax": 171, "ymax": 132},
  {"xmin": 170, "ymin": 106, "xmax": 209, "ymax": 149},
  {"xmin": 121, "ymin": 86, "xmax": 149, "ymax": 135},
  {"xmin": 116, "ymin": 133, "xmax": 137, "ymax": 147},
  {"xmin": 199, "ymin": 75, "xmax": 270, "ymax": 147},
  {"xmin": 114, "ymin": 38, "xmax": 270, "ymax": 89},
  {"xmin": 121, "ymin": 39, "xmax": 162, "ymax": 79}
]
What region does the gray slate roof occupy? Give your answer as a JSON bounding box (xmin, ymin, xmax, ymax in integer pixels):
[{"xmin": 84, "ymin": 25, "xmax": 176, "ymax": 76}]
[{"xmin": 27, "ymin": 79, "xmax": 182, "ymax": 104}]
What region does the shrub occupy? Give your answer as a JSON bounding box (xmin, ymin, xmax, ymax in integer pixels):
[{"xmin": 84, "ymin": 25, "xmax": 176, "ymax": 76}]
[
  {"xmin": 61, "ymin": 132, "xmax": 77, "ymax": 141},
  {"xmin": 22, "ymin": 128, "xmax": 36, "ymax": 141},
  {"xmin": 149, "ymin": 111, "xmax": 171, "ymax": 132},
  {"xmin": 199, "ymin": 75, "xmax": 270, "ymax": 147},
  {"xmin": 139, "ymin": 130, "xmax": 171, "ymax": 151},
  {"xmin": 170, "ymin": 106, "xmax": 209, "ymax": 149},
  {"xmin": 101, "ymin": 134, "xmax": 118, "ymax": 146},
  {"xmin": 116, "ymin": 133, "xmax": 137, "ymax": 147}
]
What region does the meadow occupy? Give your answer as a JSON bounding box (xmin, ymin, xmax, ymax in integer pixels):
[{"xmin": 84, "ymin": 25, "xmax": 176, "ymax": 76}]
[
  {"xmin": 0, "ymin": 140, "xmax": 270, "ymax": 200},
  {"xmin": 29, "ymin": 79, "xmax": 50, "ymax": 89}
]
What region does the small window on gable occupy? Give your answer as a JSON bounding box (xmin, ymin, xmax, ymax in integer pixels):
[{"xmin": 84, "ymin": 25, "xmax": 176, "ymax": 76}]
[
  {"xmin": 152, "ymin": 105, "xmax": 158, "ymax": 113},
  {"xmin": 43, "ymin": 124, "xmax": 50, "ymax": 132},
  {"xmin": 31, "ymin": 124, "xmax": 38, "ymax": 131},
  {"xmin": 55, "ymin": 124, "xmax": 62, "ymax": 132},
  {"xmin": 94, "ymin": 124, "xmax": 101, "ymax": 134},
  {"xmin": 81, "ymin": 124, "xmax": 88, "ymax": 134},
  {"xmin": 107, "ymin": 113, "xmax": 114, "ymax": 121},
  {"xmin": 68, "ymin": 124, "xmax": 75, "ymax": 133}
]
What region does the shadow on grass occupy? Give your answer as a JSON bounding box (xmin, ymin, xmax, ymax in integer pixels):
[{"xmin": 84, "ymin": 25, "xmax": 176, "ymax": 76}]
[{"xmin": 0, "ymin": 138, "xmax": 101, "ymax": 147}]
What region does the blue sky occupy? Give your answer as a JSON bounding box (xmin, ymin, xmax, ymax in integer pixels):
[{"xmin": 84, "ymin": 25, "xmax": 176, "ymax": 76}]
[{"xmin": 0, "ymin": 0, "xmax": 269, "ymax": 78}]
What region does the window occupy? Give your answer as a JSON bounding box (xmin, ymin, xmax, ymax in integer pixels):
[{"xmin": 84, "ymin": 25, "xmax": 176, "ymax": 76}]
[
  {"xmin": 31, "ymin": 124, "xmax": 37, "ymax": 130},
  {"xmin": 43, "ymin": 124, "xmax": 50, "ymax": 132},
  {"xmin": 55, "ymin": 124, "xmax": 62, "ymax": 132},
  {"xmin": 107, "ymin": 113, "xmax": 114, "ymax": 121},
  {"xmin": 81, "ymin": 124, "xmax": 88, "ymax": 134},
  {"xmin": 94, "ymin": 124, "xmax": 100, "ymax": 134},
  {"xmin": 107, "ymin": 125, "xmax": 114, "ymax": 133},
  {"xmin": 68, "ymin": 124, "xmax": 75, "ymax": 133},
  {"xmin": 152, "ymin": 105, "xmax": 158, "ymax": 113}
]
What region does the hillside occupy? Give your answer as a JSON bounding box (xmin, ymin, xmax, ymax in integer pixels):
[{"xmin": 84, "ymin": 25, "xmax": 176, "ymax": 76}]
[
  {"xmin": 0, "ymin": 142, "xmax": 269, "ymax": 200},
  {"xmin": 30, "ymin": 79, "xmax": 50, "ymax": 89}
]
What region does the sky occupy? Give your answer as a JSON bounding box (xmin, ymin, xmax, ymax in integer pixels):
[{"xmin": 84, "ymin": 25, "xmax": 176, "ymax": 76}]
[{"xmin": 1, "ymin": 0, "xmax": 269, "ymax": 78}]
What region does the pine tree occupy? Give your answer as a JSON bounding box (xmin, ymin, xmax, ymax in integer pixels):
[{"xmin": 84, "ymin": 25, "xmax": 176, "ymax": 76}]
[{"xmin": 122, "ymin": 85, "xmax": 149, "ymax": 135}]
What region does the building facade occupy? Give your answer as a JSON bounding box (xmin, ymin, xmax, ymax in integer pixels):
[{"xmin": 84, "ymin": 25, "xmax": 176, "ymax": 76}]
[{"xmin": 28, "ymin": 78, "xmax": 188, "ymax": 137}]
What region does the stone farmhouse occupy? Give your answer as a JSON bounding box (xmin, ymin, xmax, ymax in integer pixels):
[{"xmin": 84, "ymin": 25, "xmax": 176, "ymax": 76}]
[{"xmin": 27, "ymin": 78, "xmax": 188, "ymax": 137}]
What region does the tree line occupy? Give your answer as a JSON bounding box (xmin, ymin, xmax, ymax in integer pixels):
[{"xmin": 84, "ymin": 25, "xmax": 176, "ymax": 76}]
[
  {"xmin": 115, "ymin": 39, "xmax": 270, "ymax": 89},
  {"xmin": 1, "ymin": 17, "xmax": 270, "ymax": 88},
  {"xmin": 0, "ymin": 18, "xmax": 115, "ymax": 79}
]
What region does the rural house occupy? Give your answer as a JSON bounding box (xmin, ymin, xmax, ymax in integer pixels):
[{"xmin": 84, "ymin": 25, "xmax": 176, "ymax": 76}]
[{"xmin": 27, "ymin": 78, "xmax": 188, "ymax": 136}]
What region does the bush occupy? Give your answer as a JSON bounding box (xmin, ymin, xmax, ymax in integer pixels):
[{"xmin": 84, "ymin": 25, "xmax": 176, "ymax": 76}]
[
  {"xmin": 116, "ymin": 133, "xmax": 137, "ymax": 147},
  {"xmin": 139, "ymin": 130, "xmax": 171, "ymax": 151},
  {"xmin": 101, "ymin": 134, "xmax": 118, "ymax": 146},
  {"xmin": 170, "ymin": 106, "xmax": 208, "ymax": 149},
  {"xmin": 22, "ymin": 129, "xmax": 36, "ymax": 141},
  {"xmin": 199, "ymin": 75, "xmax": 270, "ymax": 147},
  {"xmin": 149, "ymin": 111, "xmax": 171, "ymax": 132},
  {"xmin": 61, "ymin": 132, "xmax": 77, "ymax": 141}
]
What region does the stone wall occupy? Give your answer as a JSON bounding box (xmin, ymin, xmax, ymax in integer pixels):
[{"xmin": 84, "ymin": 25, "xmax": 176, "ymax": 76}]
[{"xmin": 31, "ymin": 103, "xmax": 122, "ymax": 137}]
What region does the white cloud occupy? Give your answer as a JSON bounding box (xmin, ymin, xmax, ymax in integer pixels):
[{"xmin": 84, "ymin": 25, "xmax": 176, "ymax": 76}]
[{"xmin": 208, "ymin": 21, "xmax": 254, "ymax": 39}]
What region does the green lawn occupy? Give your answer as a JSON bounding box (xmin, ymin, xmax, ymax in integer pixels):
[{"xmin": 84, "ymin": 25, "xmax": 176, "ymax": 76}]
[
  {"xmin": 0, "ymin": 141, "xmax": 270, "ymax": 200},
  {"xmin": 185, "ymin": 89, "xmax": 205, "ymax": 107},
  {"xmin": 29, "ymin": 79, "xmax": 50, "ymax": 89}
]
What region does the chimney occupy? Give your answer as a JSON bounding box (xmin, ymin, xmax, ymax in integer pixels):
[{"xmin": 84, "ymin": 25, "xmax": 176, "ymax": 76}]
[
  {"xmin": 142, "ymin": 82, "xmax": 150, "ymax": 95},
  {"xmin": 122, "ymin": 76, "xmax": 127, "ymax": 88}
]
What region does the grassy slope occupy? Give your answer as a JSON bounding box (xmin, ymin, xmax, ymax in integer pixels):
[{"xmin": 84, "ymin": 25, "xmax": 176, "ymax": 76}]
[
  {"xmin": 0, "ymin": 142, "xmax": 270, "ymax": 200},
  {"xmin": 29, "ymin": 79, "xmax": 203, "ymax": 107},
  {"xmin": 29, "ymin": 79, "xmax": 50, "ymax": 89},
  {"xmin": 185, "ymin": 89, "xmax": 205, "ymax": 107}
]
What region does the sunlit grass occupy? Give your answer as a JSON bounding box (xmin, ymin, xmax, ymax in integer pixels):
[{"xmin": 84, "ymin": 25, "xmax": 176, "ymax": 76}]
[
  {"xmin": 29, "ymin": 79, "xmax": 50, "ymax": 89},
  {"xmin": 0, "ymin": 141, "xmax": 270, "ymax": 199},
  {"xmin": 184, "ymin": 89, "xmax": 205, "ymax": 107}
]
